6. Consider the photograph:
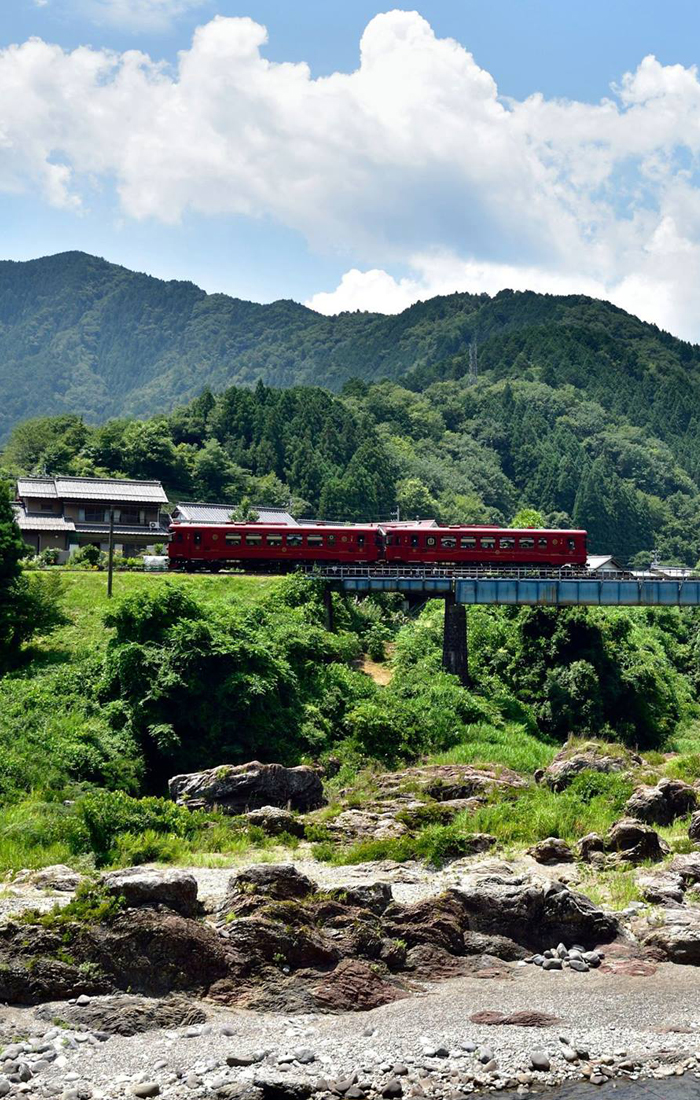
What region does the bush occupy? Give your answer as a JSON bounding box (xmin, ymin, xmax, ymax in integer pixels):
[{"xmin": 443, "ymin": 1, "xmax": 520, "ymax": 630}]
[
  {"xmin": 74, "ymin": 789, "xmax": 205, "ymax": 866},
  {"xmin": 113, "ymin": 829, "xmax": 187, "ymax": 866},
  {"xmin": 73, "ymin": 544, "xmax": 105, "ymax": 568}
]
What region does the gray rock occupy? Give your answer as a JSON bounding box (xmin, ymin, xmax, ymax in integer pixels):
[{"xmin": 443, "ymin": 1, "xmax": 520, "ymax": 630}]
[
  {"xmin": 530, "ymin": 1052, "xmax": 550, "ymax": 1071},
  {"xmin": 569, "ymin": 959, "xmax": 589, "ymax": 972},
  {"xmin": 101, "ymin": 867, "xmax": 198, "ymax": 916},
  {"xmin": 244, "ymin": 807, "xmax": 306, "ymax": 838},
  {"xmin": 606, "ymin": 818, "xmax": 670, "ymax": 863},
  {"xmin": 294, "ymin": 1049, "xmax": 316, "ymax": 1065},
  {"xmin": 382, "ymin": 1081, "xmax": 403, "ymax": 1097},
  {"xmin": 544, "ymin": 746, "xmax": 641, "ymax": 792},
  {"xmin": 477, "ymin": 1048, "xmax": 494, "ymax": 1065},
  {"xmin": 689, "ymin": 811, "xmax": 700, "ymax": 844},
  {"xmin": 625, "ymin": 778, "xmax": 697, "ymax": 826},
  {"xmin": 542, "ymin": 958, "xmax": 562, "ymax": 971},
  {"xmin": 0, "ymin": 1081, "xmax": 9, "ymax": 1098},
  {"xmin": 30, "ymin": 865, "xmax": 83, "ymax": 892},
  {"xmin": 169, "ymin": 760, "xmax": 325, "ymax": 813},
  {"xmin": 527, "ymin": 838, "xmax": 574, "ymax": 864},
  {"xmin": 132, "ymin": 1086, "xmax": 160, "ymax": 1099}
]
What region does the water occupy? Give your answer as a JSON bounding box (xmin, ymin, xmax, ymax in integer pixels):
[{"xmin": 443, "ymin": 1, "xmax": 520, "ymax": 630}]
[{"xmin": 523, "ymin": 1080, "xmax": 700, "ymax": 1098}]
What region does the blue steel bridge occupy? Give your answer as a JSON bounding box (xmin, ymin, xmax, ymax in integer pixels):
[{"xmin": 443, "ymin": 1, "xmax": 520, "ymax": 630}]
[{"xmin": 305, "ymin": 565, "xmax": 700, "ymax": 684}]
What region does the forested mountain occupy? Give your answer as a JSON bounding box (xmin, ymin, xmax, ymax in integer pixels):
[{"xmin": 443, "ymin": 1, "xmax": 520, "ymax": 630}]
[
  {"xmin": 2, "ymin": 250, "xmax": 700, "ymax": 450},
  {"xmin": 5, "ymin": 250, "xmax": 700, "ymax": 563}
]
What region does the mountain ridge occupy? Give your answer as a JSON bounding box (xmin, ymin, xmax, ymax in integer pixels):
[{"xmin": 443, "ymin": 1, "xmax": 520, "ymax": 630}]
[{"xmin": 1, "ymin": 250, "xmax": 698, "ymax": 442}]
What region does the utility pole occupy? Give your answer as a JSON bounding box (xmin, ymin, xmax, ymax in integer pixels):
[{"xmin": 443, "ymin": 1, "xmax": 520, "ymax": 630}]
[{"xmin": 107, "ymin": 507, "xmax": 115, "ymax": 598}]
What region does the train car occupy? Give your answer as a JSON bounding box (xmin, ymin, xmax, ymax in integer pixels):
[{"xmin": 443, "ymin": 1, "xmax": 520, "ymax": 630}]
[
  {"xmin": 383, "ymin": 525, "xmax": 587, "ymax": 568},
  {"xmin": 168, "ymin": 522, "xmax": 381, "ymax": 571}
]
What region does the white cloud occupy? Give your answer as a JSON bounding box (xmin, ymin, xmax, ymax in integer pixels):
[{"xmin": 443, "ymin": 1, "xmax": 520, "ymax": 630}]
[
  {"xmin": 3, "ymin": 12, "xmax": 700, "ymax": 335},
  {"xmin": 79, "ymin": 0, "xmax": 208, "ymax": 32}
]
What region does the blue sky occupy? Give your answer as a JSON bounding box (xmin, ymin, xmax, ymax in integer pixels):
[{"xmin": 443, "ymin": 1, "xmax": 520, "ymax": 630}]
[{"xmin": 3, "ymin": 0, "xmax": 700, "ymax": 337}]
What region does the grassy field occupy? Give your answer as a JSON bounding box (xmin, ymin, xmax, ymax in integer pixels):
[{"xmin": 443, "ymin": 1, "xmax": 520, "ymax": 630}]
[{"xmin": 35, "ymin": 570, "xmax": 281, "ymax": 658}]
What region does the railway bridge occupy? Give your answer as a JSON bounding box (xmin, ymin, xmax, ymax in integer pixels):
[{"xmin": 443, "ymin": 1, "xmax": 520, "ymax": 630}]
[{"xmin": 310, "ymin": 566, "xmax": 700, "ymax": 685}]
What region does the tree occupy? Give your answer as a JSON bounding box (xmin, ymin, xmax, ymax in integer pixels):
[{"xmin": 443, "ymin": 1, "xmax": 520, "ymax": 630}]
[
  {"xmin": 510, "ymin": 507, "xmax": 545, "ymax": 528},
  {"xmin": 229, "ymin": 497, "xmax": 259, "ymax": 523},
  {"xmin": 0, "ymin": 482, "xmax": 65, "ymax": 672}
]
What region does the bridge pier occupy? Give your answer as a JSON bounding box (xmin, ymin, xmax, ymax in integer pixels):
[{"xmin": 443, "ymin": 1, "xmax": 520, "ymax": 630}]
[{"xmin": 442, "ymin": 593, "xmax": 468, "ymax": 685}]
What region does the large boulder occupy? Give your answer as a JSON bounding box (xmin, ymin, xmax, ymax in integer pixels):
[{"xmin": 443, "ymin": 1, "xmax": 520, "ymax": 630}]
[
  {"xmin": 453, "ymin": 872, "xmax": 618, "ymax": 951},
  {"xmin": 625, "ymin": 778, "xmax": 697, "ymax": 826},
  {"xmin": 244, "ymin": 806, "xmax": 306, "ymax": 838},
  {"xmin": 643, "ymin": 911, "xmax": 700, "ymax": 965},
  {"xmin": 101, "ymin": 868, "xmax": 198, "ymax": 917},
  {"xmin": 635, "ymin": 869, "xmax": 685, "ymax": 905},
  {"xmin": 689, "ymin": 810, "xmax": 700, "ymax": 844},
  {"xmin": 326, "ymin": 809, "xmax": 408, "ymax": 842},
  {"xmin": 527, "ymin": 837, "xmax": 574, "ymax": 865},
  {"xmin": 578, "ymin": 833, "xmax": 606, "ymax": 862},
  {"xmin": 35, "ymin": 994, "xmax": 206, "ymax": 1036},
  {"xmin": 169, "ymin": 760, "xmax": 325, "ymax": 813},
  {"xmin": 606, "ymin": 818, "xmax": 670, "ymax": 863},
  {"xmin": 669, "ymin": 853, "xmax": 700, "ymax": 885},
  {"xmin": 373, "ymin": 764, "xmax": 527, "ymax": 802},
  {"xmin": 226, "ymin": 864, "xmax": 315, "ymax": 903},
  {"xmin": 542, "ymin": 743, "xmax": 643, "ymax": 792}
]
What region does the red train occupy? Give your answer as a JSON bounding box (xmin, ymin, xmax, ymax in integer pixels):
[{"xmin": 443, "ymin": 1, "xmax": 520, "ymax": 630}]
[{"xmin": 168, "ymin": 521, "xmax": 587, "ymax": 572}]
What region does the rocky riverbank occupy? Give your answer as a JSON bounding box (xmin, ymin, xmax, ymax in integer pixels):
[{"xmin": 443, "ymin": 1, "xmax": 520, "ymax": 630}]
[{"xmin": 1, "ymin": 852, "xmax": 700, "ymax": 1098}]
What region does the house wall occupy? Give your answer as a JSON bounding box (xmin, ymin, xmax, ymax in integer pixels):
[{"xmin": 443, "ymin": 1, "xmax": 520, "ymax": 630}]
[{"xmin": 22, "ymin": 497, "xmax": 61, "ymax": 514}]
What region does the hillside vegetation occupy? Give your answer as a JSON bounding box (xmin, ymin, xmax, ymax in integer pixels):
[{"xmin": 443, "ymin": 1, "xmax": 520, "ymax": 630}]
[{"xmin": 2, "ymin": 251, "xmax": 700, "ymax": 452}]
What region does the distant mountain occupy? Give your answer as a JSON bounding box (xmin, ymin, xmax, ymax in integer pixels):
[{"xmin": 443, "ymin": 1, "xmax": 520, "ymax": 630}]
[{"xmin": 2, "ymin": 250, "xmax": 699, "ymax": 441}]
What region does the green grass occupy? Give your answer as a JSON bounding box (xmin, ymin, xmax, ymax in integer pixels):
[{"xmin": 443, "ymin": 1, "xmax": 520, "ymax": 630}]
[
  {"xmin": 32, "ymin": 571, "xmax": 280, "ymax": 659},
  {"xmin": 427, "ymin": 722, "xmax": 557, "ymax": 773}
]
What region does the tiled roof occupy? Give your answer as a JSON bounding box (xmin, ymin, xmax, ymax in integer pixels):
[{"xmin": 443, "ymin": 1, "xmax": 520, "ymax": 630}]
[
  {"xmin": 17, "ymin": 476, "xmax": 167, "ymax": 504},
  {"xmin": 172, "ymin": 502, "xmax": 298, "ymax": 526},
  {"xmin": 74, "ymin": 523, "xmax": 170, "ymax": 537},
  {"xmin": 16, "ymin": 478, "xmax": 58, "ymax": 498},
  {"xmin": 12, "ymin": 506, "xmax": 75, "ymax": 532}
]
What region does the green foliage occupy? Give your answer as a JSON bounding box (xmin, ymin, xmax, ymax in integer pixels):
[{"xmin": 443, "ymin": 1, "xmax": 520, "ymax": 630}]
[
  {"xmin": 74, "ymin": 789, "xmax": 205, "ymax": 866},
  {"xmin": 24, "ymin": 880, "xmax": 125, "ymax": 929},
  {"xmin": 72, "ymin": 544, "xmax": 105, "ymax": 569}
]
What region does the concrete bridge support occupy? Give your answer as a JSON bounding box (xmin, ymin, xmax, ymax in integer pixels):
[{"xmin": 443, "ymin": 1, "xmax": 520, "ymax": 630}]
[{"xmin": 442, "ymin": 593, "xmax": 468, "ymax": 685}]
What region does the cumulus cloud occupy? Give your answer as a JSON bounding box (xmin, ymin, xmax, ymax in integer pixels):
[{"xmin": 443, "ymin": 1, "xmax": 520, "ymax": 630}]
[{"xmin": 2, "ymin": 12, "xmax": 700, "ymax": 335}]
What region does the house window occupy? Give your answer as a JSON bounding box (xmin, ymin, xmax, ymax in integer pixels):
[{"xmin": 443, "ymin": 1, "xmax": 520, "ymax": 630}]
[
  {"xmin": 499, "ymin": 537, "xmax": 515, "ymax": 549},
  {"xmin": 84, "ymin": 507, "xmax": 107, "ymax": 523},
  {"xmin": 460, "ymin": 537, "xmax": 476, "ymax": 548},
  {"xmin": 441, "ymin": 536, "xmax": 457, "ymax": 548},
  {"xmin": 307, "ymin": 535, "xmax": 323, "ymax": 547},
  {"xmin": 40, "ymin": 503, "xmax": 54, "ymax": 512},
  {"xmin": 117, "ymin": 507, "xmax": 141, "ymax": 525},
  {"xmin": 266, "ymin": 534, "xmax": 283, "ymax": 547},
  {"xmin": 225, "ymin": 533, "xmax": 242, "ymax": 545}
]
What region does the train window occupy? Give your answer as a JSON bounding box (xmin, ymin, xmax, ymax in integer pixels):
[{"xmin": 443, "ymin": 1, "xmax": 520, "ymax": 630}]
[
  {"xmin": 460, "ymin": 537, "xmax": 476, "ymax": 549},
  {"xmin": 266, "ymin": 534, "xmax": 283, "ymax": 546},
  {"xmin": 225, "ymin": 533, "xmax": 241, "ymax": 546},
  {"xmin": 357, "ymin": 535, "xmax": 365, "ymax": 547},
  {"xmin": 411, "ymin": 535, "xmax": 419, "ymax": 548},
  {"xmin": 567, "ymin": 538, "xmax": 576, "ymax": 550},
  {"xmin": 307, "ymin": 535, "xmax": 323, "ymax": 547},
  {"xmin": 538, "ymin": 537, "xmax": 548, "ymax": 548},
  {"xmin": 480, "ymin": 537, "xmax": 495, "ymax": 549},
  {"xmin": 499, "ymin": 537, "xmax": 515, "ymax": 549},
  {"xmin": 328, "ymin": 534, "xmax": 336, "ymax": 546},
  {"xmin": 175, "ymin": 531, "xmax": 183, "ymax": 542},
  {"xmin": 193, "ymin": 530, "xmax": 202, "ymax": 547},
  {"xmin": 426, "ymin": 536, "xmax": 436, "ymax": 548},
  {"xmin": 519, "ymin": 537, "xmax": 535, "ymax": 549},
  {"xmin": 286, "ymin": 534, "xmax": 303, "ymax": 547},
  {"xmin": 441, "ymin": 536, "xmax": 457, "ymax": 548},
  {"xmin": 245, "ymin": 535, "xmax": 262, "ymax": 546}
]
